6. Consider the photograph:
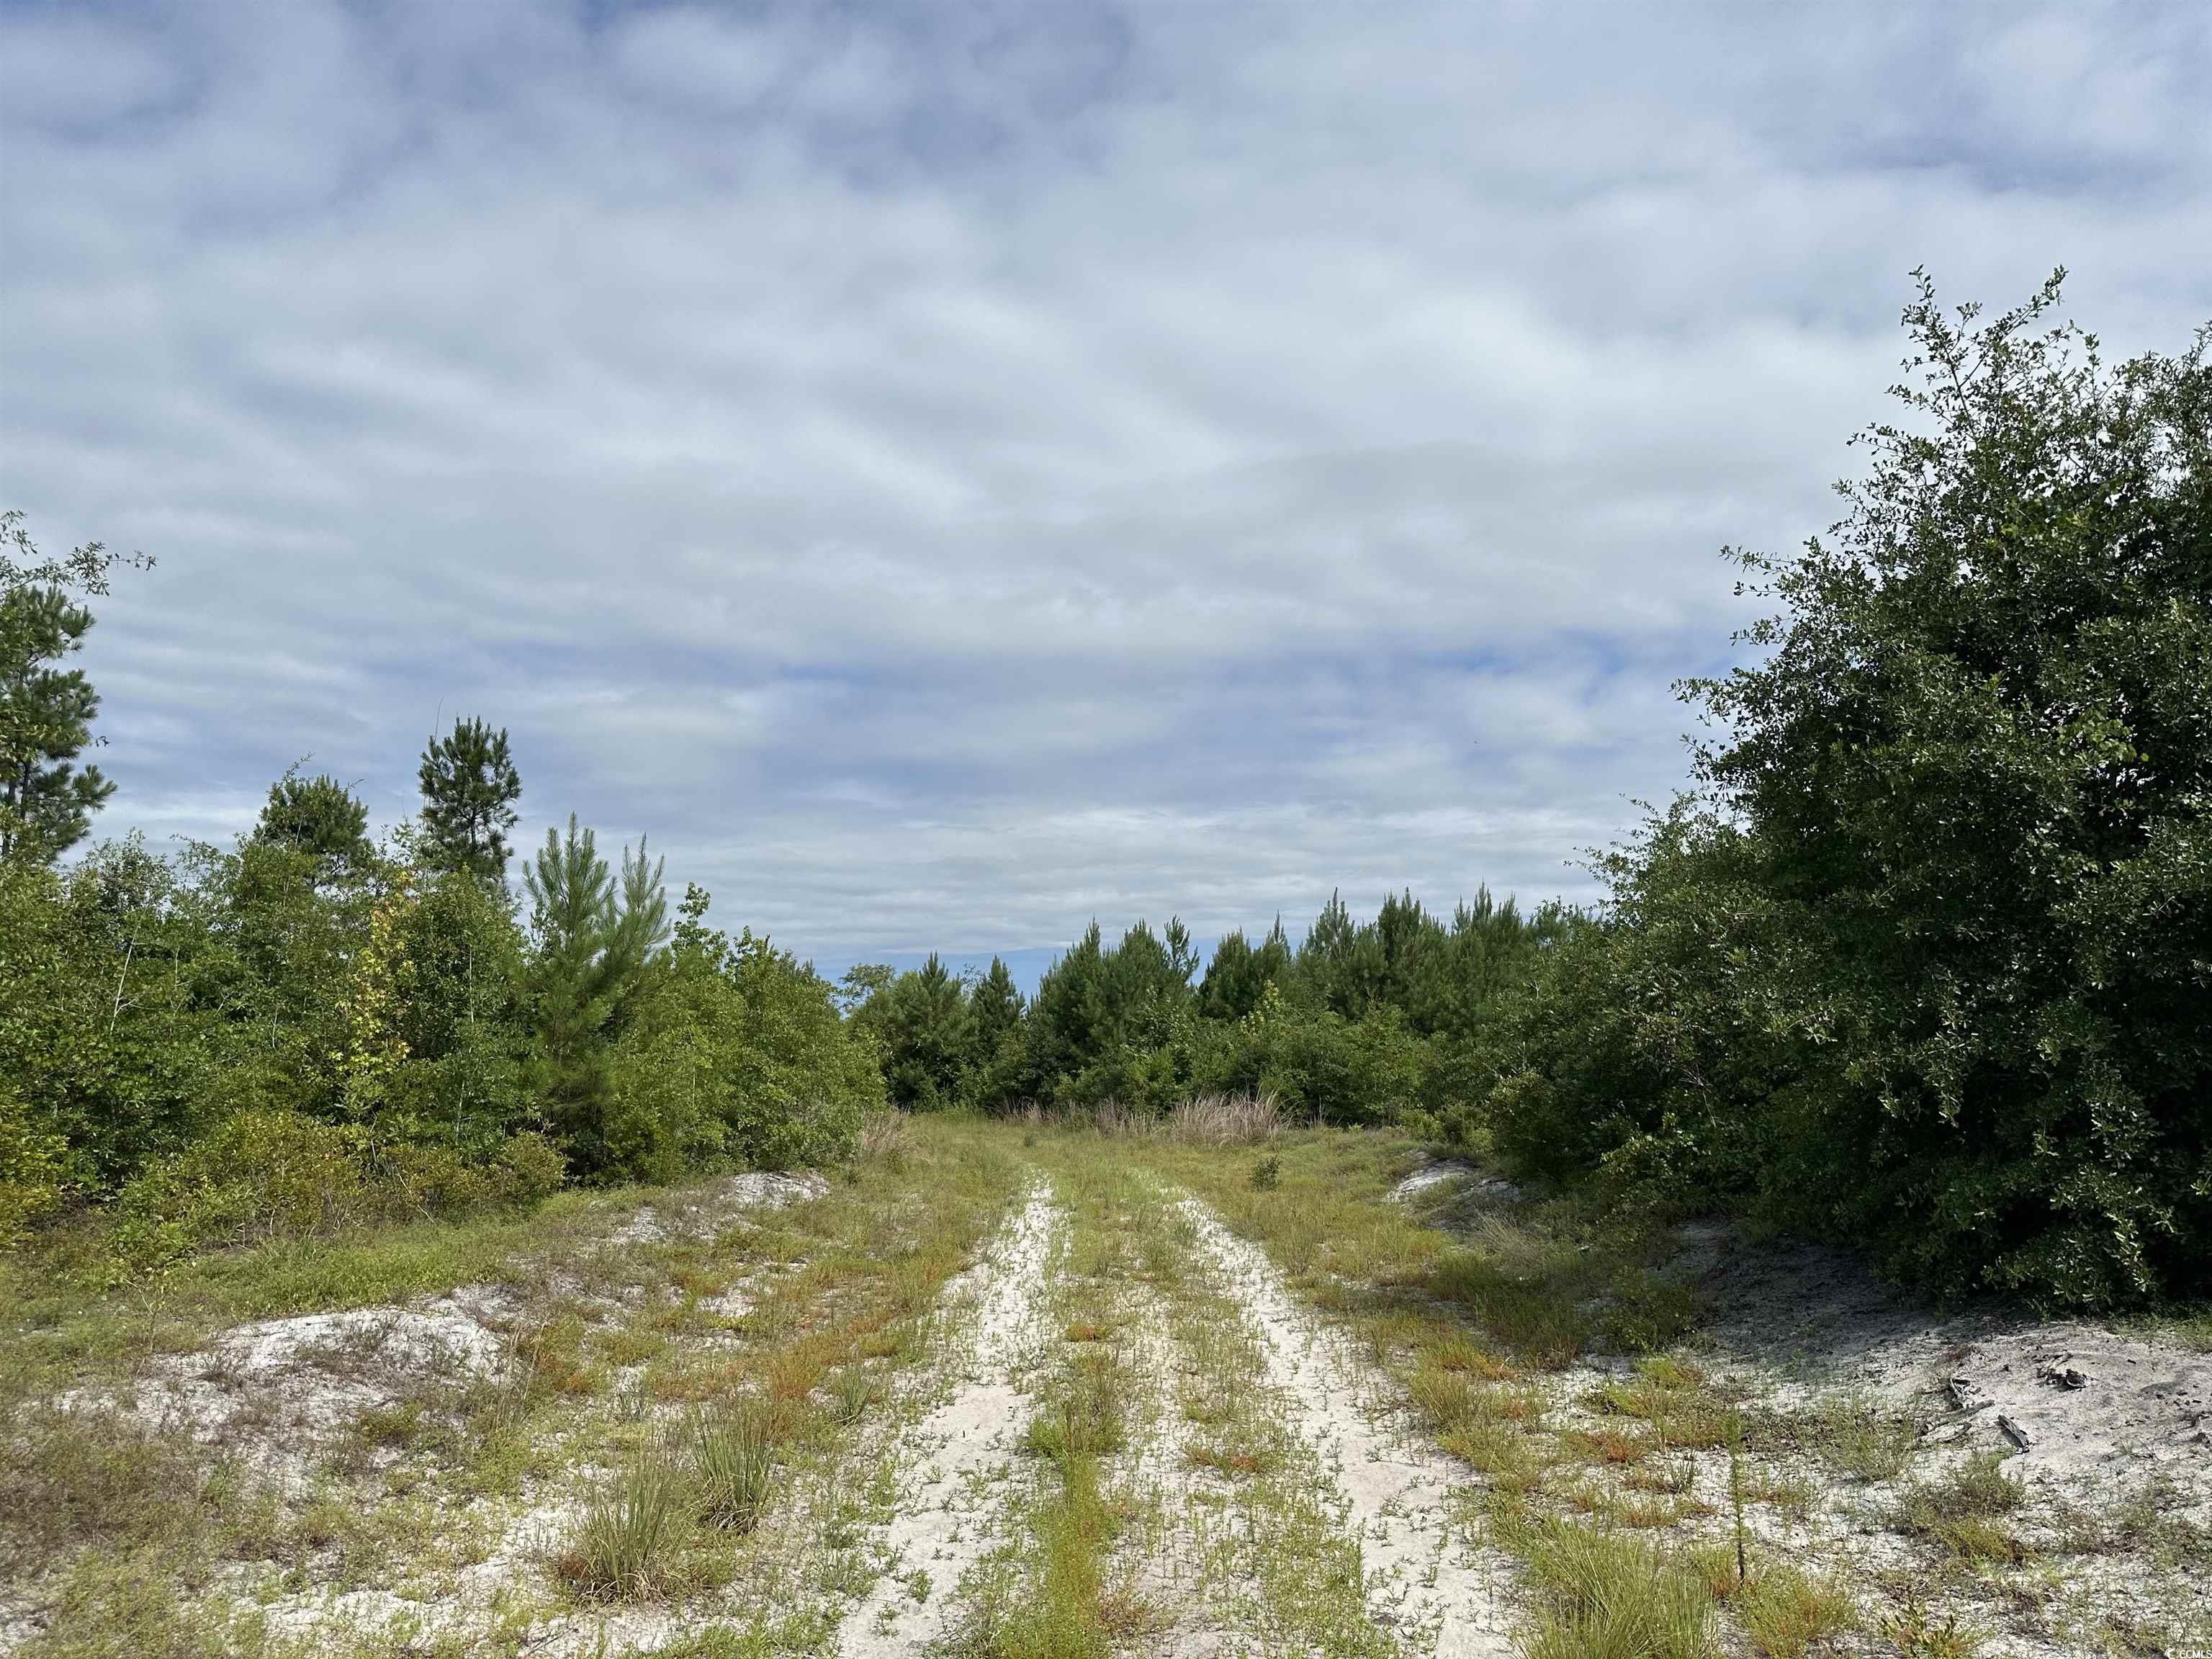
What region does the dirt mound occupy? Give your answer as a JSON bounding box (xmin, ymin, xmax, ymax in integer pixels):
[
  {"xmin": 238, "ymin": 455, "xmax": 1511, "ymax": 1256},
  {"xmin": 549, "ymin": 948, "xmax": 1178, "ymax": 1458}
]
[
  {"xmin": 1682, "ymin": 1221, "xmax": 2212, "ymax": 1516},
  {"xmin": 74, "ymin": 1304, "xmax": 510, "ymax": 1487}
]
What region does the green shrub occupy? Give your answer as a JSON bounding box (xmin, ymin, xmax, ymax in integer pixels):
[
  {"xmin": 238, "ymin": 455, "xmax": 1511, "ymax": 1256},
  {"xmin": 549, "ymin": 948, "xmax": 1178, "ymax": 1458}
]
[
  {"xmin": 110, "ymin": 1108, "xmax": 364, "ymax": 1267},
  {"xmin": 1480, "ymin": 278, "xmax": 2212, "ymax": 1308}
]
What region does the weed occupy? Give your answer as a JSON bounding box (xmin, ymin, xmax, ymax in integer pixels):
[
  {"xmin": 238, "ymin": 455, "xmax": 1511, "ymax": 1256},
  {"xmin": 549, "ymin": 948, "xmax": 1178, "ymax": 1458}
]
[
  {"xmin": 1249, "ymin": 1154, "xmax": 1282, "ymax": 1192},
  {"xmin": 1897, "ymin": 1455, "xmax": 2026, "ymax": 1561},
  {"xmin": 1883, "ymin": 1596, "xmax": 1982, "ymax": 1658},
  {"xmin": 1809, "ymin": 1395, "xmax": 1917, "ymax": 1483}
]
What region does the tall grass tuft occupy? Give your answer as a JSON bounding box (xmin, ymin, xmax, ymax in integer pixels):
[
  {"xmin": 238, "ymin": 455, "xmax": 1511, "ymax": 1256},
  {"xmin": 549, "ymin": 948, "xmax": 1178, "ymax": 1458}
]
[
  {"xmin": 858, "ymin": 1111, "xmax": 907, "ymax": 1170},
  {"xmin": 561, "ymin": 1444, "xmax": 695, "ymax": 1599},
  {"xmin": 689, "ymin": 1404, "xmax": 775, "ymax": 1532},
  {"xmin": 1514, "ymin": 1517, "xmax": 1717, "ymax": 1659},
  {"xmin": 1169, "ymin": 1093, "xmax": 1282, "ymax": 1146}
]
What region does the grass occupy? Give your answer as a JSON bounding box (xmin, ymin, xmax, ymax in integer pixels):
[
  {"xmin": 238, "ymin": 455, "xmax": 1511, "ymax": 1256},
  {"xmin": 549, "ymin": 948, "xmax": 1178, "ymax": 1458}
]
[
  {"xmin": 560, "ymin": 1442, "xmax": 698, "ymax": 1600},
  {"xmin": 1, "ymin": 1116, "xmax": 1025, "ymax": 1653},
  {"xmin": 1804, "ymin": 1394, "xmax": 1918, "ymax": 1483},
  {"xmin": 9, "ymin": 1113, "xmax": 2195, "ymax": 1655},
  {"xmin": 1061, "ymin": 1118, "xmax": 2110, "ymax": 1658},
  {"xmin": 1511, "ymin": 1516, "xmax": 1717, "ymax": 1659},
  {"xmin": 1732, "ymin": 1563, "xmax": 1858, "ymax": 1658},
  {"xmin": 1896, "ymin": 1455, "xmax": 2026, "ymax": 1563},
  {"xmin": 826, "ymin": 1365, "xmax": 876, "ymax": 1425},
  {"xmin": 955, "ymin": 1164, "xmax": 1147, "ymax": 1658},
  {"xmin": 691, "ymin": 1402, "xmax": 777, "ymax": 1531}
]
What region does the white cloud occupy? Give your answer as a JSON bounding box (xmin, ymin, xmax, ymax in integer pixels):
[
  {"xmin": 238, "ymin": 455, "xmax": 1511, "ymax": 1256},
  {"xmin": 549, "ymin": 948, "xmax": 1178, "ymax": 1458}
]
[{"xmin": 3, "ymin": 0, "xmax": 2206, "ymax": 958}]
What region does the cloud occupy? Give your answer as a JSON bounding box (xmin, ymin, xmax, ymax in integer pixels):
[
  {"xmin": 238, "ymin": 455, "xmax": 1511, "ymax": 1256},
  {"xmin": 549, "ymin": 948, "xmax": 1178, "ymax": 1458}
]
[{"xmin": 4, "ymin": 0, "xmax": 2207, "ymax": 961}]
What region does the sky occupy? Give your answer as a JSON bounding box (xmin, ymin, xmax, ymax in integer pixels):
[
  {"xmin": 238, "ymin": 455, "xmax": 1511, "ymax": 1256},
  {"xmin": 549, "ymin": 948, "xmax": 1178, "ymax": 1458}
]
[{"xmin": 4, "ymin": 1, "xmax": 2208, "ymax": 986}]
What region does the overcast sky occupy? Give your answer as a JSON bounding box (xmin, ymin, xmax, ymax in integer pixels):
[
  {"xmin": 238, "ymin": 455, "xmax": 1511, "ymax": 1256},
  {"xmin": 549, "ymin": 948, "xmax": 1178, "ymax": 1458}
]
[{"xmin": 4, "ymin": 1, "xmax": 2208, "ymax": 980}]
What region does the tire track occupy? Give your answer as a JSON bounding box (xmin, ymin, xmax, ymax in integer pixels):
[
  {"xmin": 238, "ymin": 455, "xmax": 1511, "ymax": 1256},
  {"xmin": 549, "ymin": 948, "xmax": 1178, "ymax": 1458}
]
[
  {"xmin": 1179, "ymin": 1198, "xmax": 1519, "ymax": 1659},
  {"xmin": 835, "ymin": 1183, "xmax": 1064, "ymax": 1658}
]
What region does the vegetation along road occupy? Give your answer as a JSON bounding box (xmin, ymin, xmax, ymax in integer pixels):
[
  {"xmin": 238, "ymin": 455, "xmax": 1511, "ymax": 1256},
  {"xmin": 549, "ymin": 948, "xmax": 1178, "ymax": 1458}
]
[{"xmin": 4, "ymin": 1105, "xmax": 2206, "ymax": 1659}]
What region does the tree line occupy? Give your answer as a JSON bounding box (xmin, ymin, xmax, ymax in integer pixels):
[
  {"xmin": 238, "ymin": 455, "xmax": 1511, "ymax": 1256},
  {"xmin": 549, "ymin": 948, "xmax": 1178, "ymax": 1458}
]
[
  {"xmin": 0, "ymin": 535, "xmax": 878, "ymax": 1266},
  {"xmin": 2, "ymin": 272, "xmax": 2205, "ymax": 1309}
]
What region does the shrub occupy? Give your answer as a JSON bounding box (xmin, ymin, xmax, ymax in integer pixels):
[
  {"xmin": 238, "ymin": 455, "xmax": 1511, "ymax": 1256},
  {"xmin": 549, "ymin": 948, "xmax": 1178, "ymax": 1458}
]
[
  {"xmin": 111, "ymin": 1108, "xmax": 364, "ymax": 1267},
  {"xmin": 0, "ymin": 1080, "xmax": 63, "ymax": 1248},
  {"xmin": 1482, "ymin": 277, "xmax": 2212, "ymax": 1308}
]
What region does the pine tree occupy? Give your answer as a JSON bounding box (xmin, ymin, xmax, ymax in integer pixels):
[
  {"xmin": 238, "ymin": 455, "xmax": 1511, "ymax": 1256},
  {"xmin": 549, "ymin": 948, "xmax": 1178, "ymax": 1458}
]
[
  {"xmin": 0, "ymin": 585, "xmax": 113, "ymax": 864},
  {"xmin": 881, "ymin": 953, "xmax": 971, "ymax": 1110},
  {"xmin": 969, "ymin": 956, "xmax": 1025, "ymax": 1057},
  {"xmin": 254, "ymin": 765, "xmax": 370, "ymax": 871},
  {"xmin": 520, "ymin": 814, "xmax": 667, "ymax": 1171},
  {"xmin": 418, "ymin": 717, "xmax": 521, "ymax": 883},
  {"xmin": 522, "ymin": 814, "xmax": 618, "ymax": 1156}
]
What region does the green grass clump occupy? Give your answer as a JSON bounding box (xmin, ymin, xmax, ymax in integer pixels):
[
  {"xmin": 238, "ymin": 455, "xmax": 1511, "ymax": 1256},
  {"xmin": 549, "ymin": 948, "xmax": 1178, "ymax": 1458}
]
[
  {"xmin": 1733, "ymin": 1563, "xmax": 1858, "ymax": 1658},
  {"xmin": 1897, "ymin": 1454, "xmax": 2026, "ymax": 1560},
  {"xmin": 1513, "ymin": 1517, "xmax": 1717, "ymax": 1659},
  {"xmin": 827, "ymin": 1366, "xmax": 876, "ymax": 1425},
  {"xmin": 689, "ymin": 1405, "xmax": 775, "ymax": 1532},
  {"xmin": 1809, "ymin": 1395, "xmax": 1917, "ymax": 1483},
  {"xmin": 560, "ymin": 1445, "xmax": 696, "ymax": 1600}
]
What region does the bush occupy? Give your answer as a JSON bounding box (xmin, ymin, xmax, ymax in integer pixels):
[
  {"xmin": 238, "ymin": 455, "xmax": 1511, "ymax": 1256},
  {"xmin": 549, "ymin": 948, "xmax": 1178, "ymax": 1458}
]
[
  {"xmin": 109, "ymin": 1109, "xmax": 364, "ymax": 1267},
  {"xmin": 0, "ymin": 1080, "xmax": 63, "ymax": 1249},
  {"xmin": 1480, "ymin": 277, "xmax": 2212, "ymax": 1308}
]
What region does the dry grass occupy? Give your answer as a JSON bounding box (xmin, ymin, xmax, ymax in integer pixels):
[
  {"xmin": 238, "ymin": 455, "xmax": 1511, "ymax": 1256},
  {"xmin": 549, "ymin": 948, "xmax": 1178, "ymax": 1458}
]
[
  {"xmin": 1167, "ymin": 1093, "xmax": 1282, "ymax": 1146},
  {"xmin": 856, "ymin": 1110, "xmax": 908, "ymax": 1169},
  {"xmin": 1066, "ymin": 1093, "xmax": 1283, "ymax": 1147}
]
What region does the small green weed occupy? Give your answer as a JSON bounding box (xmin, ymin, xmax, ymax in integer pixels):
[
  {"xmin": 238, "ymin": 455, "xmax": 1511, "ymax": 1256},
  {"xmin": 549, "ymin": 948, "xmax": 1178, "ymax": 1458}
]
[{"xmin": 1897, "ymin": 1455, "xmax": 2026, "ymax": 1561}]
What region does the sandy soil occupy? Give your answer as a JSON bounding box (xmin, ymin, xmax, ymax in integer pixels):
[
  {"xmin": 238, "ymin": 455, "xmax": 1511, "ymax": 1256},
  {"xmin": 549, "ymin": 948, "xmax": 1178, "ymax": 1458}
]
[
  {"xmin": 832, "ymin": 1187, "xmax": 1064, "ymax": 1658},
  {"xmin": 23, "ymin": 1148, "xmax": 2209, "ymax": 1658},
  {"xmin": 1181, "ymin": 1200, "xmax": 1519, "ymax": 1658},
  {"xmin": 1674, "ymin": 1217, "xmax": 2212, "ymax": 1522}
]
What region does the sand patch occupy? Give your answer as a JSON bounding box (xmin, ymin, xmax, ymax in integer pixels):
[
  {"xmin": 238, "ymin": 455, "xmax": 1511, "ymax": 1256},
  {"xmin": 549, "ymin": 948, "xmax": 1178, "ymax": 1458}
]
[
  {"xmin": 606, "ymin": 1170, "xmax": 827, "ymax": 1246},
  {"xmin": 835, "ymin": 1186, "xmax": 1063, "ymax": 1658},
  {"xmin": 62, "ymin": 1304, "xmax": 509, "ymax": 1489},
  {"xmin": 1678, "ymin": 1223, "xmax": 2212, "ymax": 1514},
  {"xmin": 1181, "ymin": 1200, "xmax": 1517, "ymax": 1659}
]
